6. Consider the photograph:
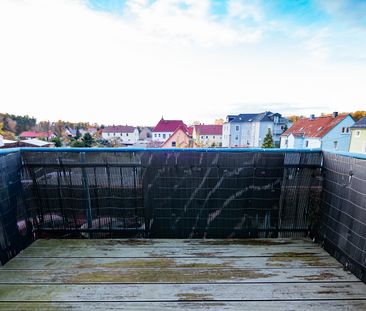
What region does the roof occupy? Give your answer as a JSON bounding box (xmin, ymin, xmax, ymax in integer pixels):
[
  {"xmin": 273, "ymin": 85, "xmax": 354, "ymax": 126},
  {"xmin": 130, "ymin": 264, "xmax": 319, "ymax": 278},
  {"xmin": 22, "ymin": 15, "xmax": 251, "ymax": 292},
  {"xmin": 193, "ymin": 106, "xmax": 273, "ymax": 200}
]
[
  {"xmin": 19, "ymin": 131, "xmax": 50, "ymax": 138},
  {"xmin": 20, "ymin": 139, "xmax": 55, "ymax": 147},
  {"xmin": 161, "ymin": 124, "xmax": 191, "ymax": 147},
  {"xmin": 194, "ymin": 124, "xmax": 222, "ymax": 135},
  {"xmin": 187, "ymin": 126, "xmax": 193, "ymax": 136},
  {"xmin": 351, "ymin": 116, "xmax": 366, "ymax": 129},
  {"xmin": 103, "ymin": 126, "xmax": 136, "ymax": 133},
  {"xmin": 153, "ymin": 118, "xmax": 187, "ymax": 133},
  {"xmin": 282, "ymin": 114, "xmax": 350, "ymax": 138},
  {"xmin": 227, "ymin": 112, "xmax": 286, "ymax": 123}
]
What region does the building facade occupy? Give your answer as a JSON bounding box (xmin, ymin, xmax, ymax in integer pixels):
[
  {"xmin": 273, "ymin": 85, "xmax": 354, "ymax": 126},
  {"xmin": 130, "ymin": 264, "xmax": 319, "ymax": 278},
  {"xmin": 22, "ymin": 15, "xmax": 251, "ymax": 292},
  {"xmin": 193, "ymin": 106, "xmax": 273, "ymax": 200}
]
[
  {"xmin": 349, "ymin": 117, "xmax": 366, "ymax": 154},
  {"xmin": 222, "ymin": 112, "xmax": 289, "ymax": 148},
  {"xmin": 161, "ymin": 125, "xmax": 194, "ymax": 148},
  {"xmin": 101, "ymin": 125, "xmax": 139, "ymax": 144},
  {"xmin": 192, "ymin": 124, "xmax": 222, "ymax": 147}
]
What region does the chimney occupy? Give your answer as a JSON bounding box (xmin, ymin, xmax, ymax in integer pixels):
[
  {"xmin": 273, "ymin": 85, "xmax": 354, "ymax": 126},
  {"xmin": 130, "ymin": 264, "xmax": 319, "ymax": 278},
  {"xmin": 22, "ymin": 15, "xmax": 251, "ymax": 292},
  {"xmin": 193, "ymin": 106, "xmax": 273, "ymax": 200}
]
[
  {"xmin": 310, "ymin": 114, "xmax": 315, "ymax": 120},
  {"xmin": 332, "ymin": 112, "xmax": 338, "ymax": 118}
]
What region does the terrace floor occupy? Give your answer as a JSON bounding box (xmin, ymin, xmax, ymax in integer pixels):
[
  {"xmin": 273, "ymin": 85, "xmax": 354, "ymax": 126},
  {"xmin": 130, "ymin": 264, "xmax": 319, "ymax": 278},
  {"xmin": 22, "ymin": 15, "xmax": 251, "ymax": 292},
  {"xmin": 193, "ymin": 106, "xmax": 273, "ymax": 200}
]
[{"xmin": 1, "ymin": 239, "xmax": 366, "ymax": 310}]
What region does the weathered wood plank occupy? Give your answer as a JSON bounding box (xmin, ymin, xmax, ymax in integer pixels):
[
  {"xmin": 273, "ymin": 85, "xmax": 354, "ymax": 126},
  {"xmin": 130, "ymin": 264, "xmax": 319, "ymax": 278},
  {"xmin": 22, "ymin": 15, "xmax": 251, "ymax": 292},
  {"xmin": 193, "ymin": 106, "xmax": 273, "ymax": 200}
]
[
  {"xmin": 32, "ymin": 238, "xmax": 316, "ymax": 248},
  {"xmin": 2, "ymin": 255, "xmax": 343, "ymax": 270},
  {"xmin": 1, "ymin": 283, "xmax": 366, "ymax": 301},
  {"xmin": 17, "ymin": 245, "xmax": 328, "ymax": 258},
  {"xmin": 0, "ymin": 267, "xmax": 358, "ymax": 283},
  {"xmin": 1, "ymin": 301, "xmax": 366, "ymax": 311}
]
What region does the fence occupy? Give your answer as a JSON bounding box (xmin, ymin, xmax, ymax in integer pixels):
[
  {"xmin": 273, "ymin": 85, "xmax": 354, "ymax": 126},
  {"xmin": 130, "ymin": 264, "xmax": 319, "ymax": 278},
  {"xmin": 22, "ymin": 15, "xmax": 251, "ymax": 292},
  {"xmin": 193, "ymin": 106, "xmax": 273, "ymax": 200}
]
[
  {"xmin": 319, "ymin": 151, "xmax": 366, "ymax": 283},
  {"xmin": 0, "ymin": 149, "xmax": 33, "ymax": 264},
  {"xmin": 20, "ymin": 149, "xmax": 322, "ymax": 239}
]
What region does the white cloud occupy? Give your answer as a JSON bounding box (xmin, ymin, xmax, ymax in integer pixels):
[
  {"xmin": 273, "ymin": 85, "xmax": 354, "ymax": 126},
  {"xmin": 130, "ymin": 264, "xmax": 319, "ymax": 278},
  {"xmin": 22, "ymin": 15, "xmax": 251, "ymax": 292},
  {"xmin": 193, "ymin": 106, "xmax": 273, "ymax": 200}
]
[{"xmin": 0, "ymin": 0, "xmax": 365, "ymax": 126}]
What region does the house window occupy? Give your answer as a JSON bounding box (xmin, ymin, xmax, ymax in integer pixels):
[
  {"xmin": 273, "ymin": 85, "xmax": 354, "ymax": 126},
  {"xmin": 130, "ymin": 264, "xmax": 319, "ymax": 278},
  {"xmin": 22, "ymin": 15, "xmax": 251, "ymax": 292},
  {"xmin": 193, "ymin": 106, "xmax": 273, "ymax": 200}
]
[
  {"xmin": 154, "ymin": 134, "xmax": 157, "ymax": 137},
  {"xmin": 235, "ymin": 135, "xmax": 238, "ymax": 140},
  {"xmin": 201, "ymin": 136, "xmax": 204, "ymax": 139},
  {"xmin": 342, "ymin": 127, "xmax": 345, "ymax": 133},
  {"xmin": 285, "ymin": 139, "xmax": 288, "ymax": 146},
  {"xmin": 334, "ymin": 141, "xmax": 338, "ymax": 149},
  {"xmin": 158, "ymin": 134, "xmax": 161, "ymax": 137},
  {"xmin": 235, "ymin": 125, "xmax": 239, "ymax": 131},
  {"xmin": 108, "ymin": 133, "xmax": 110, "ymax": 136},
  {"xmin": 213, "ymin": 136, "xmax": 215, "ymax": 139},
  {"xmin": 355, "ymin": 130, "xmax": 361, "ymax": 137},
  {"xmin": 206, "ymin": 136, "xmax": 208, "ymax": 139},
  {"xmin": 346, "ymin": 127, "xmax": 349, "ymax": 133},
  {"xmin": 126, "ymin": 133, "xmax": 129, "ymax": 136},
  {"xmin": 305, "ymin": 140, "xmax": 309, "ymax": 147},
  {"xmin": 163, "ymin": 134, "xmax": 166, "ymax": 139},
  {"xmin": 172, "ymin": 141, "xmax": 176, "ymax": 147}
]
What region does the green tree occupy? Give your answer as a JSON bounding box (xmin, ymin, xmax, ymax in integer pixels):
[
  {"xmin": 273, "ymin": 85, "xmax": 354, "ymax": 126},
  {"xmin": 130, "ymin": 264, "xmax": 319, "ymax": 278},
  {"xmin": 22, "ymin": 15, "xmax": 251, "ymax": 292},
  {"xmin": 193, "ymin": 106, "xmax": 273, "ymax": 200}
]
[
  {"xmin": 262, "ymin": 128, "xmax": 274, "ymax": 148},
  {"xmin": 70, "ymin": 140, "xmax": 86, "ymax": 148},
  {"xmin": 51, "ymin": 137, "xmax": 62, "ymax": 147},
  {"xmin": 82, "ymin": 133, "xmax": 94, "ymax": 148}
]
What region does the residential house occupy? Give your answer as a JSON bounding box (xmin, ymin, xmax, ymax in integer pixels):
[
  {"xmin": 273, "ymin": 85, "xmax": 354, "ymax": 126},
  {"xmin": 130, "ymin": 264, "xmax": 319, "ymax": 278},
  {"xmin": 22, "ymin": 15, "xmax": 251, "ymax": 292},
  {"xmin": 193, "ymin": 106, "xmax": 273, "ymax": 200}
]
[
  {"xmin": 19, "ymin": 131, "xmax": 54, "ymax": 141},
  {"xmin": 193, "ymin": 124, "xmax": 223, "ymax": 147},
  {"xmin": 349, "ymin": 117, "xmax": 366, "ymax": 154},
  {"xmin": 280, "ymin": 112, "xmax": 355, "ymax": 151},
  {"xmin": 102, "ymin": 125, "xmax": 139, "ymax": 144},
  {"xmin": 161, "ymin": 125, "xmax": 195, "ymax": 148},
  {"xmin": 152, "ymin": 118, "xmax": 187, "ymax": 142},
  {"xmin": 222, "ymin": 112, "xmax": 289, "ymax": 148},
  {"xmin": 138, "ymin": 127, "xmax": 153, "ymax": 141},
  {"xmin": 0, "ymin": 135, "xmax": 17, "ymax": 148}
]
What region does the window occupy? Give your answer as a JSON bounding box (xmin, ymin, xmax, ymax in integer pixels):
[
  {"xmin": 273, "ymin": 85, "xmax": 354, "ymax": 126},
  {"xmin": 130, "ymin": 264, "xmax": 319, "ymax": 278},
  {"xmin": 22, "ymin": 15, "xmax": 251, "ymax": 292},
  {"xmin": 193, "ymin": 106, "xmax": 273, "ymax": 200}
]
[
  {"xmin": 172, "ymin": 141, "xmax": 176, "ymax": 147},
  {"xmin": 235, "ymin": 125, "xmax": 239, "ymax": 131},
  {"xmin": 334, "ymin": 141, "xmax": 338, "ymax": 149},
  {"xmin": 154, "ymin": 134, "xmax": 157, "ymax": 137},
  {"xmin": 213, "ymin": 136, "xmax": 215, "ymax": 139},
  {"xmin": 346, "ymin": 127, "xmax": 350, "ymax": 133},
  {"xmin": 355, "ymin": 130, "xmax": 361, "ymax": 137},
  {"xmin": 285, "ymin": 139, "xmax": 288, "ymax": 146},
  {"xmin": 201, "ymin": 136, "xmax": 204, "ymax": 139},
  {"xmin": 305, "ymin": 140, "xmax": 309, "ymax": 147},
  {"xmin": 206, "ymin": 136, "xmax": 208, "ymax": 139},
  {"xmin": 108, "ymin": 133, "xmax": 110, "ymax": 136},
  {"xmin": 158, "ymin": 134, "xmax": 161, "ymax": 137},
  {"xmin": 342, "ymin": 127, "xmax": 345, "ymax": 133},
  {"xmin": 163, "ymin": 134, "xmax": 166, "ymax": 139},
  {"xmin": 126, "ymin": 133, "xmax": 129, "ymax": 136},
  {"xmin": 235, "ymin": 135, "xmax": 238, "ymax": 140}
]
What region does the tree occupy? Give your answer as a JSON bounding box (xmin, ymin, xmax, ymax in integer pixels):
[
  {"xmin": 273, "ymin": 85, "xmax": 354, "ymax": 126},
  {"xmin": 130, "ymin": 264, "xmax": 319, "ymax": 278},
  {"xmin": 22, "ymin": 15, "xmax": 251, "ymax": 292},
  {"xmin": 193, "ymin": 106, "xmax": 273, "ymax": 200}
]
[
  {"xmin": 51, "ymin": 137, "xmax": 62, "ymax": 147},
  {"xmin": 262, "ymin": 128, "xmax": 274, "ymax": 148},
  {"xmin": 82, "ymin": 133, "xmax": 94, "ymax": 147},
  {"xmin": 351, "ymin": 111, "xmax": 366, "ymax": 121}
]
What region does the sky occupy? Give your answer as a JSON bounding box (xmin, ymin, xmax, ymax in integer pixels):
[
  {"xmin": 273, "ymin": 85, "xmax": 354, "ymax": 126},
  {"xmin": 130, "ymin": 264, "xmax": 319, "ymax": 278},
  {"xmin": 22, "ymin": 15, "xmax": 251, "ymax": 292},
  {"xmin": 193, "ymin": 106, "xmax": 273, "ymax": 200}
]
[{"xmin": 0, "ymin": 0, "xmax": 366, "ymax": 126}]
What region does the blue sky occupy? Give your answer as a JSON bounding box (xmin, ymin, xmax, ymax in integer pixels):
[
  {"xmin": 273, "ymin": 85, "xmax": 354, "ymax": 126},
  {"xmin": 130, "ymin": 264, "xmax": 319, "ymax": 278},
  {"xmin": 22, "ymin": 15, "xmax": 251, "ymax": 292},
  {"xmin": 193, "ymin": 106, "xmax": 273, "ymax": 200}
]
[{"xmin": 0, "ymin": 0, "xmax": 365, "ymax": 125}]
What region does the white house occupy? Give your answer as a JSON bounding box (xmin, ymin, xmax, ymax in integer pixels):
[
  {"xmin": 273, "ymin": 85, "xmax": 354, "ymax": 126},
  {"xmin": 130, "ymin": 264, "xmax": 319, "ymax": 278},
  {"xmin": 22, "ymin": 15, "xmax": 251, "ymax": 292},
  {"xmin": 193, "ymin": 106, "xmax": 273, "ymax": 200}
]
[
  {"xmin": 192, "ymin": 124, "xmax": 223, "ymax": 147},
  {"xmin": 152, "ymin": 118, "xmax": 187, "ymax": 142},
  {"xmin": 222, "ymin": 112, "xmax": 290, "ymax": 148},
  {"xmin": 280, "ymin": 112, "xmax": 355, "ymax": 151},
  {"xmin": 102, "ymin": 125, "xmax": 139, "ymax": 145}
]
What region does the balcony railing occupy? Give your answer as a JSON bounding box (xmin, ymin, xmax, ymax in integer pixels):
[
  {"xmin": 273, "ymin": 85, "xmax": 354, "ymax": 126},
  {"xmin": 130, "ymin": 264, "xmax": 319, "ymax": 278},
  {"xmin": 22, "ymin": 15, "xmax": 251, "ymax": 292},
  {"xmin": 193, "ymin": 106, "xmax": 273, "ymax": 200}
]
[{"xmin": 0, "ymin": 147, "xmax": 365, "ymax": 282}]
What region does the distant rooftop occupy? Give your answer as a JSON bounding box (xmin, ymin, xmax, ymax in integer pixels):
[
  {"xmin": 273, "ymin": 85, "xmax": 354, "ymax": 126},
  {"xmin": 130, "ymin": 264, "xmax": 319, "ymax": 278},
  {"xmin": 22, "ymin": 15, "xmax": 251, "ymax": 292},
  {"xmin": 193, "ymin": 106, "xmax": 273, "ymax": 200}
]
[
  {"xmin": 282, "ymin": 114, "xmax": 350, "ymax": 138},
  {"xmin": 194, "ymin": 124, "xmax": 222, "ymax": 135},
  {"xmin": 227, "ymin": 112, "xmax": 285, "ymax": 123},
  {"xmin": 102, "ymin": 125, "xmax": 136, "ymax": 133},
  {"xmin": 351, "ymin": 116, "xmax": 366, "ymax": 129},
  {"xmin": 153, "ymin": 118, "xmax": 187, "ymax": 133}
]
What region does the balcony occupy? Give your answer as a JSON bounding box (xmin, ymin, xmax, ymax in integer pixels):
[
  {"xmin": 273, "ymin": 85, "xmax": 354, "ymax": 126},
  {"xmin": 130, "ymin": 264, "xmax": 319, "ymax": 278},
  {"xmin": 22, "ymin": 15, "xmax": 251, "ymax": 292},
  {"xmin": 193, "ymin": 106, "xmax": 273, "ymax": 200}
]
[{"xmin": 0, "ymin": 148, "xmax": 365, "ymax": 310}]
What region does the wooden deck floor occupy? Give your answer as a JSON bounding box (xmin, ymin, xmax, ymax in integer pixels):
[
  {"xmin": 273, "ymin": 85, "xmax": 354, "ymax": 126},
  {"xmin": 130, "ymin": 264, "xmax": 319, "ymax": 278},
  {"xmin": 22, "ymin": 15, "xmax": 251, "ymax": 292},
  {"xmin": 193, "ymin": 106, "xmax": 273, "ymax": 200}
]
[{"xmin": 1, "ymin": 239, "xmax": 366, "ymax": 310}]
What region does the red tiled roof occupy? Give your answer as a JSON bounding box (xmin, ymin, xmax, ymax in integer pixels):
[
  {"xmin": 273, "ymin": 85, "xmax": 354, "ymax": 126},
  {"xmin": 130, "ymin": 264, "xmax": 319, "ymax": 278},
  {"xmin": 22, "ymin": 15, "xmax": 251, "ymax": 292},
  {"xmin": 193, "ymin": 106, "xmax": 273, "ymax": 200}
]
[
  {"xmin": 153, "ymin": 119, "xmax": 187, "ymax": 133},
  {"xmin": 161, "ymin": 125, "xmax": 191, "ymax": 147},
  {"xmin": 19, "ymin": 131, "xmax": 50, "ymax": 138},
  {"xmin": 194, "ymin": 124, "xmax": 222, "ymax": 136},
  {"xmin": 103, "ymin": 126, "xmax": 136, "ymax": 133},
  {"xmin": 282, "ymin": 114, "xmax": 350, "ymax": 138}
]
